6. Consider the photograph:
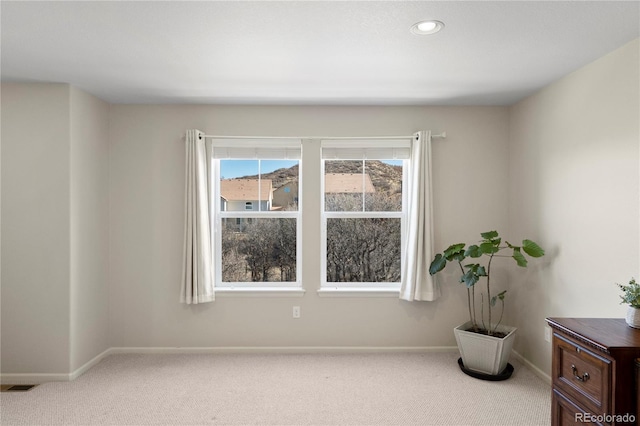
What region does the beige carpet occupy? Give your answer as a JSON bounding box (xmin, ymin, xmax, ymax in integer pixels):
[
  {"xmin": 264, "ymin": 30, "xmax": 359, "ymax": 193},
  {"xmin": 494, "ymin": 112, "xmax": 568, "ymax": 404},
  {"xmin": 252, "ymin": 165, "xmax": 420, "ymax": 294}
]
[{"xmin": 0, "ymin": 352, "xmax": 550, "ymax": 425}]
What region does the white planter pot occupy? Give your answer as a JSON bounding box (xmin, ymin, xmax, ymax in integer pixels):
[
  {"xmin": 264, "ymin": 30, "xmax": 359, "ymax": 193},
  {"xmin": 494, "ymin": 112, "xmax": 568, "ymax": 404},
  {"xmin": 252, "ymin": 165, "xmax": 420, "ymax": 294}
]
[
  {"xmin": 454, "ymin": 321, "xmax": 517, "ymax": 376},
  {"xmin": 626, "ymin": 306, "xmax": 640, "ymax": 329}
]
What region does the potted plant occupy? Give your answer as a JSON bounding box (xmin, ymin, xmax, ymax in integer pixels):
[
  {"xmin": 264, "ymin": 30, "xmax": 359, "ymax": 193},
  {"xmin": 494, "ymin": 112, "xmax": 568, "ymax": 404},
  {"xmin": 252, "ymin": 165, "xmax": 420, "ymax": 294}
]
[
  {"xmin": 429, "ymin": 230, "xmax": 545, "ymax": 377},
  {"xmin": 616, "ymin": 278, "xmax": 640, "ymax": 329}
]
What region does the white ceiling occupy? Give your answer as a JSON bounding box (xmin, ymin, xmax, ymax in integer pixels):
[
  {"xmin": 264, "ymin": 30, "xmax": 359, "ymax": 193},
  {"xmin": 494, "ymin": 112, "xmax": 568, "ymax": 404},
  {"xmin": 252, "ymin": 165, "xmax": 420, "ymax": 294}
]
[{"xmin": 2, "ymin": 1, "xmax": 638, "ymax": 106}]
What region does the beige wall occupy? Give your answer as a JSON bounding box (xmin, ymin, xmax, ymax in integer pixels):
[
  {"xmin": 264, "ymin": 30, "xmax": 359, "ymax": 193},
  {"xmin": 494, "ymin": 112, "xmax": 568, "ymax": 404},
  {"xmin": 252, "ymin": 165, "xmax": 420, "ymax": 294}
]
[
  {"xmin": 1, "ymin": 83, "xmax": 72, "ymax": 374},
  {"xmin": 1, "ymin": 83, "xmax": 110, "ymax": 377},
  {"xmin": 507, "ymin": 39, "xmax": 640, "ymax": 375},
  {"xmin": 108, "ymin": 105, "xmax": 509, "ymax": 348},
  {"xmin": 69, "ymin": 87, "xmax": 110, "ymax": 372}
]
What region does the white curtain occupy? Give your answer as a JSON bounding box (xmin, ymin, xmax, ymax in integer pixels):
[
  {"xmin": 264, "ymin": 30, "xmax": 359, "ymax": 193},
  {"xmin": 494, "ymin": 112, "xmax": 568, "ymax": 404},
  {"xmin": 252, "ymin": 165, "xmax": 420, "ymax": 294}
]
[
  {"xmin": 400, "ymin": 131, "xmax": 440, "ymax": 301},
  {"xmin": 180, "ymin": 129, "xmax": 215, "ymax": 304}
]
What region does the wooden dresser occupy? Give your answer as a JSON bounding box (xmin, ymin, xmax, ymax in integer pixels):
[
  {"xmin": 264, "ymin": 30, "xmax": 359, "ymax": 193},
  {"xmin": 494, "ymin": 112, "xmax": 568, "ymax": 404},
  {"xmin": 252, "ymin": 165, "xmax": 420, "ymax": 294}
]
[{"xmin": 546, "ymin": 318, "xmax": 640, "ymax": 425}]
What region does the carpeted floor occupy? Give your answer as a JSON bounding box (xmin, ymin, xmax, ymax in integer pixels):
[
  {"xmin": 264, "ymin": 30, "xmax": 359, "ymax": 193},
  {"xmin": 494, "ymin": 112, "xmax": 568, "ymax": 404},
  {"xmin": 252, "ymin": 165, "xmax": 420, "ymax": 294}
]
[{"xmin": 0, "ymin": 351, "xmax": 550, "ymax": 425}]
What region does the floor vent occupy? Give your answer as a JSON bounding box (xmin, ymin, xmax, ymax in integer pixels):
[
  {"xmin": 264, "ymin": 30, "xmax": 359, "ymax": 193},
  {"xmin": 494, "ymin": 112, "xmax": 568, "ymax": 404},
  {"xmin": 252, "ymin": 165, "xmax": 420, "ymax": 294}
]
[{"xmin": 1, "ymin": 384, "xmax": 38, "ymax": 392}]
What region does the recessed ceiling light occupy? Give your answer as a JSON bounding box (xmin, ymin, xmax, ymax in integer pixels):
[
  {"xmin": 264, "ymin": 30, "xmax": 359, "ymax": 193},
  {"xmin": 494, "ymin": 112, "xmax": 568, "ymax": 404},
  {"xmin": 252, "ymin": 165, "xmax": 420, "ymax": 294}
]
[{"xmin": 410, "ymin": 20, "xmax": 444, "ymax": 35}]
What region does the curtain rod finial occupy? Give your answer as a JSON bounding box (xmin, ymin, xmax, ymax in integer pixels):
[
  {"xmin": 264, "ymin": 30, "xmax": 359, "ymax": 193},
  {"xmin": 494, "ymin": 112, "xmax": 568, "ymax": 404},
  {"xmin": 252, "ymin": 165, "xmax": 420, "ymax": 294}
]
[{"xmin": 431, "ymin": 131, "xmax": 446, "ymax": 139}]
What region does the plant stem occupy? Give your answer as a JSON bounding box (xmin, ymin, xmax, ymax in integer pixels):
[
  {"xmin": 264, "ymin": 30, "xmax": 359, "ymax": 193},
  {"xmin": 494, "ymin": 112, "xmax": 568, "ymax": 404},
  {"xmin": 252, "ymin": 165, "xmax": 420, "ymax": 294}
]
[
  {"xmin": 480, "ymin": 293, "xmax": 486, "ymax": 331},
  {"xmin": 472, "ymin": 284, "xmax": 477, "ymax": 329},
  {"xmin": 458, "ymin": 261, "xmax": 474, "ymax": 328},
  {"xmin": 487, "ymin": 253, "xmax": 493, "ymax": 335},
  {"xmin": 467, "ymin": 288, "xmax": 473, "ymax": 328},
  {"xmin": 495, "ymin": 299, "xmax": 504, "ymax": 331}
]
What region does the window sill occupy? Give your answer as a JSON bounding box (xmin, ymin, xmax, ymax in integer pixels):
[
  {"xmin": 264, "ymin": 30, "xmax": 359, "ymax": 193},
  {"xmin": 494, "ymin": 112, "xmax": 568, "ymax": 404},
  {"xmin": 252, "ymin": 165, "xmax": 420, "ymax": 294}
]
[
  {"xmin": 215, "ymin": 288, "xmax": 306, "ymax": 298},
  {"xmin": 317, "ymin": 288, "xmax": 400, "ymax": 298}
]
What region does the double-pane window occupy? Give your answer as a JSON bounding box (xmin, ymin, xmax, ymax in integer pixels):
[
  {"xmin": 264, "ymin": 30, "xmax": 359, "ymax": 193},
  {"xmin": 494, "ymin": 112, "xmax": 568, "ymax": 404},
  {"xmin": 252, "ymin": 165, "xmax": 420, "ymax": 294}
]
[
  {"xmin": 211, "ymin": 138, "xmax": 410, "ymax": 292},
  {"xmin": 321, "ymin": 140, "xmax": 409, "ymax": 289},
  {"xmin": 213, "ymin": 140, "xmax": 301, "ymax": 288}
]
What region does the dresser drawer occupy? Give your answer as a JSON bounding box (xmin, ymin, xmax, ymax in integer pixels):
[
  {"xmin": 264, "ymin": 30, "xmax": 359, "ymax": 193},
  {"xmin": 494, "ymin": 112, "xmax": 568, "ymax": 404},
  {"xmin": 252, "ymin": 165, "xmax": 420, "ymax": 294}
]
[
  {"xmin": 553, "ymin": 389, "xmax": 605, "ymax": 426},
  {"xmin": 553, "ymin": 334, "xmax": 612, "ymax": 417}
]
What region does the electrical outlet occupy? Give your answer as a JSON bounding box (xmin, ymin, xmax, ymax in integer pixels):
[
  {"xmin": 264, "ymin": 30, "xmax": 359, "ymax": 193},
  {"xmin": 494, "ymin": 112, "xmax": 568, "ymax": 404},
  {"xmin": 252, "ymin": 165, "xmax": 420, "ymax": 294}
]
[
  {"xmin": 544, "ymin": 327, "xmax": 551, "ymax": 343},
  {"xmin": 293, "ymin": 306, "xmax": 301, "ymax": 319}
]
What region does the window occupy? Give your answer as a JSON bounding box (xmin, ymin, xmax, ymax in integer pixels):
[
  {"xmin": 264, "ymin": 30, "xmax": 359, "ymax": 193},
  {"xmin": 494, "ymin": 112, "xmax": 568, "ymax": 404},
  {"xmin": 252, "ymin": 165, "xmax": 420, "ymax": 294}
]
[
  {"xmin": 210, "ymin": 137, "xmax": 412, "ymax": 294},
  {"xmin": 321, "ymin": 140, "xmax": 409, "ymax": 289},
  {"xmin": 213, "ymin": 140, "xmax": 301, "ymax": 288}
]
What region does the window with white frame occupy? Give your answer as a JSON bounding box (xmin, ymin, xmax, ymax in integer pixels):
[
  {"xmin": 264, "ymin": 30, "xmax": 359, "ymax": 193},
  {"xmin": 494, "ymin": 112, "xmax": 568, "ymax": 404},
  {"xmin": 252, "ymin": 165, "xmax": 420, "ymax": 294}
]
[
  {"xmin": 321, "ymin": 140, "xmax": 409, "ymax": 289},
  {"xmin": 213, "ymin": 140, "xmax": 301, "ymax": 288}
]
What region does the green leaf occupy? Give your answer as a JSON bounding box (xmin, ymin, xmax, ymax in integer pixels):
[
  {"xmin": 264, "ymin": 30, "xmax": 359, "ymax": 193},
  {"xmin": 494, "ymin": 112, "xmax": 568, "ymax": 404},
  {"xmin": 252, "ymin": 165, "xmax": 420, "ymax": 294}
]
[
  {"xmin": 464, "ymin": 263, "xmax": 480, "ymax": 271},
  {"xmin": 451, "ymin": 252, "xmax": 466, "ymax": 262},
  {"xmin": 617, "ymin": 278, "xmax": 640, "ymax": 308},
  {"xmin": 489, "ymin": 290, "xmax": 507, "ymax": 307},
  {"xmin": 491, "ymin": 290, "xmax": 507, "ymax": 307},
  {"xmin": 443, "ymin": 243, "xmax": 465, "ymax": 255},
  {"xmin": 444, "ymin": 243, "xmax": 466, "ymax": 261},
  {"xmin": 465, "ymin": 245, "xmax": 482, "ymax": 258},
  {"xmin": 481, "ymin": 230, "xmax": 499, "ymax": 240},
  {"xmin": 480, "ymin": 242, "xmax": 499, "ymax": 254},
  {"xmin": 429, "ymin": 254, "xmax": 447, "ymax": 275},
  {"xmin": 461, "ymin": 264, "xmax": 484, "ymax": 288},
  {"xmin": 522, "ymin": 240, "xmax": 545, "ymax": 257},
  {"xmin": 512, "ymin": 248, "xmax": 528, "ymax": 267},
  {"xmin": 462, "ymin": 269, "xmax": 479, "ymax": 288}
]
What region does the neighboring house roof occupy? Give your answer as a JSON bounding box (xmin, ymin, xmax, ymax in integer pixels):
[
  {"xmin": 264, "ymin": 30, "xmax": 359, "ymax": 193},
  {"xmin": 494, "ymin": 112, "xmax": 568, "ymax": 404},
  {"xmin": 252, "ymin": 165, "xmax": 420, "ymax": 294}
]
[
  {"xmin": 325, "ymin": 173, "xmax": 375, "ymax": 193},
  {"xmin": 220, "ymin": 179, "xmax": 273, "ymax": 201}
]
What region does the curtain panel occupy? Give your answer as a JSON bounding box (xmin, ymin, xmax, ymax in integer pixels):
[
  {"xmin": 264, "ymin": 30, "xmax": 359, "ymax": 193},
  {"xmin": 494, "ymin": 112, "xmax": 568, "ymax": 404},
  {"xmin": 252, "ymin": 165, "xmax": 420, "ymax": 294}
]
[
  {"xmin": 180, "ymin": 129, "xmax": 215, "ymax": 304},
  {"xmin": 400, "ymin": 131, "xmax": 440, "ymax": 301}
]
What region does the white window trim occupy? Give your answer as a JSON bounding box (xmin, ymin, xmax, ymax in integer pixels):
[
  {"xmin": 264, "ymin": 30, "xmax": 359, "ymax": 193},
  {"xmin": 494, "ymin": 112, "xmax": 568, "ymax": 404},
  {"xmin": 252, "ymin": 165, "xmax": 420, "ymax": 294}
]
[
  {"xmin": 209, "ymin": 136, "xmax": 412, "ymax": 296},
  {"xmin": 316, "ymin": 288, "xmax": 400, "ymax": 297},
  {"xmin": 215, "ymin": 288, "xmax": 306, "ymax": 298},
  {"xmin": 320, "ymin": 157, "xmax": 408, "ymax": 291},
  {"xmin": 213, "ymin": 151, "xmax": 302, "ymax": 290}
]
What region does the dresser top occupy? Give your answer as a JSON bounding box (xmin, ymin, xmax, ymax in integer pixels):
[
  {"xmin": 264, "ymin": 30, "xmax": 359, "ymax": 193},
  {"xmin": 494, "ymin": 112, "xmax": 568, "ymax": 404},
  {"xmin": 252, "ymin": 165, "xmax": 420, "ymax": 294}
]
[{"xmin": 546, "ymin": 317, "xmax": 640, "ymax": 353}]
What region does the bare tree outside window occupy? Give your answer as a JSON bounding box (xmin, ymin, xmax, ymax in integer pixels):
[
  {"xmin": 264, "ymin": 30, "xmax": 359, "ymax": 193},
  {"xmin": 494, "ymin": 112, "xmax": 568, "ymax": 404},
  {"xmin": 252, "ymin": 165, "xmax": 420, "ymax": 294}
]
[
  {"xmin": 215, "ymin": 156, "xmax": 403, "ymax": 286},
  {"xmin": 221, "ymin": 217, "xmax": 296, "ymax": 282},
  {"xmin": 218, "ymin": 159, "xmax": 299, "ymax": 284},
  {"xmin": 323, "ymin": 159, "xmax": 404, "ymax": 284},
  {"xmin": 326, "ymin": 217, "xmax": 401, "ymax": 282}
]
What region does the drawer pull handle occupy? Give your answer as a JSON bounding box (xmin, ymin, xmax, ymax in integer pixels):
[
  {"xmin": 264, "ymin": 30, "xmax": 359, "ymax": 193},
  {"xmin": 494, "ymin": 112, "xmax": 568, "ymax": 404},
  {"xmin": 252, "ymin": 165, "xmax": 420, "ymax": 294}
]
[{"xmin": 571, "ymin": 364, "xmax": 590, "ymax": 382}]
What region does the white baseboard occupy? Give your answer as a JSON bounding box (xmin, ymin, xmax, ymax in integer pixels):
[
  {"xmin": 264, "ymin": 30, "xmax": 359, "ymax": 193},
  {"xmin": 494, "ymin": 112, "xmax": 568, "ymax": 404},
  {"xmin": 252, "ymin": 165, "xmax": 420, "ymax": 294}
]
[
  {"xmin": 69, "ymin": 348, "xmax": 113, "ymax": 381},
  {"xmin": 1, "ymin": 346, "xmax": 458, "ymax": 383},
  {"xmin": 511, "ymin": 350, "xmax": 551, "ymax": 385},
  {"xmin": 0, "ymin": 373, "xmax": 71, "ymax": 384},
  {"xmin": 1, "ymin": 348, "xmax": 112, "ymax": 384},
  {"xmin": 108, "ymin": 346, "xmax": 459, "ymax": 355}
]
